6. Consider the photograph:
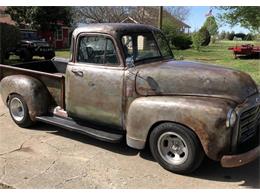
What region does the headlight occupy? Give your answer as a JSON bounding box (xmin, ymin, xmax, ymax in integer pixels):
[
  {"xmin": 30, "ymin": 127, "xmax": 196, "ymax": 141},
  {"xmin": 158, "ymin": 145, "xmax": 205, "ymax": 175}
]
[{"xmin": 226, "ymin": 109, "xmax": 237, "ymax": 128}]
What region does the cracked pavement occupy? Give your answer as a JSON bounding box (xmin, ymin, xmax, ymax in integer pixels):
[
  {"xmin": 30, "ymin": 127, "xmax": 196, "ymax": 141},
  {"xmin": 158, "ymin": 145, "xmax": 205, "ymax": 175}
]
[{"xmin": 0, "ymin": 97, "xmax": 259, "ymax": 189}]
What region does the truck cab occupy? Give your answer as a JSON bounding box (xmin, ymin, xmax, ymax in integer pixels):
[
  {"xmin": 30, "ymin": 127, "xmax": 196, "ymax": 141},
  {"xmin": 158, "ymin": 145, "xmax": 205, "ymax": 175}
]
[{"xmin": 0, "ymin": 23, "xmax": 259, "ymax": 174}]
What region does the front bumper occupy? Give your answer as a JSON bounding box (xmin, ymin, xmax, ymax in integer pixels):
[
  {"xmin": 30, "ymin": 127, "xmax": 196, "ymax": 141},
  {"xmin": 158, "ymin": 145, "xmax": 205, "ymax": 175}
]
[
  {"xmin": 223, "ymin": 92, "xmax": 260, "ymax": 168},
  {"xmin": 220, "ymin": 145, "xmax": 260, "ymax": 168}
]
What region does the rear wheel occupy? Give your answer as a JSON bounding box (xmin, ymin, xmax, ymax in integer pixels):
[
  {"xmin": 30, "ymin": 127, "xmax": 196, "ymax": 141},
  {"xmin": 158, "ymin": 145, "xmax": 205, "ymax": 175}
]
[
  {"xmin": 44, "ymin": 52, "xmax": 55, "ymax": 60},
  {"xmin": 149, "ymin": 123, "xmax": 205, "ymax": 174},
  {"xmin": 8, "ymin": 94, "xmax": 34, "ymax": 128},
  {"xmin": 5, "ymin": 52, "xmax": 10, "ymax": 60}
]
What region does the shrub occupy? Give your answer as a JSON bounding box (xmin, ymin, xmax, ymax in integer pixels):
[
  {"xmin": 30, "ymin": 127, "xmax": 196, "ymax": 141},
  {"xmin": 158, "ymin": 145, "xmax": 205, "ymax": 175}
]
[
  {"xmin": 219, "ymin": 31, "xmax": 226, "ymax": 40},
  {"xmin": 227, "ymin": 31, "xmax": 235, "ymax": 40},
  {"xmin": 244, "ymin": 33, "xmax": 254, "ymax": 41},
  {"xmin": 171, "ymin": 34, "xmax": 192, "ymax": 50},
  {"xmin": 162, "ymin": 18, "xmax": 192, "ymax": 50},
  {"xmin": 192, "ymin": 27, "xmax": 211, "ymax": 51},
  {"xmin": 234, "ymin": 33, "xmax": 246, "ymax": 40},
  {"xmin": 192, "ymin": 32, "xmax": 204, "ymax": 51},
  {"xmin": 0, "ymin": 23, "xmax": 20, "ymax": 63},
  {"xmin": 199, "ymin": 27, "xmax": 211, "ymax": 46},
  {"xmin": 225, "ymin": 32, "xmax": 230, "ymax": 40}
]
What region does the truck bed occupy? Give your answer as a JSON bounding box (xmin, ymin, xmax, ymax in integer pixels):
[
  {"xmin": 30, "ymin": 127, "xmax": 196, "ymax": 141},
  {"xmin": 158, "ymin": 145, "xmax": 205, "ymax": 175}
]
[{"xmin": 0, "ymin": 58, "xmax": 68, "ymax": 108}]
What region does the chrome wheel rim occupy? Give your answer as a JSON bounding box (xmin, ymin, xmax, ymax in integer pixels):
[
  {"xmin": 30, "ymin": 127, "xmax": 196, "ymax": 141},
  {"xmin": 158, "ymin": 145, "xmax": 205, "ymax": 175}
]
[
  {"xmin": 10, "ymin": 97, "xmax": 25, "ymax": 122},
  {"xmin": 157, "ymin": 132, "xmax": 188, "ymax": 165}
]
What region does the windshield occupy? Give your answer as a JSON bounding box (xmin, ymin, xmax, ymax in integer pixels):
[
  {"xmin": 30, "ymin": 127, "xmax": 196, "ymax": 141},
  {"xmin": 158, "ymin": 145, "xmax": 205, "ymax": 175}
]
[
  {"xmin": 121, "ymin": 31, "xmax": 173, "ymax": 63},
  {"xmin": 21, "ymin": 31, "xmax": 40, "ymax": 40}
]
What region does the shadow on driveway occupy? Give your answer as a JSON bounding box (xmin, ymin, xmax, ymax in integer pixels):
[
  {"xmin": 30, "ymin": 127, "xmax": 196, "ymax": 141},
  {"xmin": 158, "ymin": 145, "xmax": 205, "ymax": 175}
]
[{"xmin": 32, "ymin": 122, "xmax": 260, "ymax": 189}]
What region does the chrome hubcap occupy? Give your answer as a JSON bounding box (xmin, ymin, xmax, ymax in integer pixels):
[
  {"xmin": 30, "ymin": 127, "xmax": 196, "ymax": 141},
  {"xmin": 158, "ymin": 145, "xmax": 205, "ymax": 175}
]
[
  {"xmin": 10, "ymin": 97, "xmax": 25, "ymax": 122},
  {"xmin": 157, "ymin": 132, "xmax": 188, "ymax": 165}
]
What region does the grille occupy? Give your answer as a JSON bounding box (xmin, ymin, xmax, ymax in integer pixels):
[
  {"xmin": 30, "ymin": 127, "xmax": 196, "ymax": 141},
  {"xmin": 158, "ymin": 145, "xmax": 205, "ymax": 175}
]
[{"xmin": 238, "ymin": 105, "xmax": 260, "ymax": 144}]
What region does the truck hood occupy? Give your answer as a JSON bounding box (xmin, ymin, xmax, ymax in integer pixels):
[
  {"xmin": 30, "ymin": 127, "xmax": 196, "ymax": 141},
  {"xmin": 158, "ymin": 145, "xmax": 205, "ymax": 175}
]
[{"xmin": 135, "ymin": 60, "xmax": 258, "ymax": 103}]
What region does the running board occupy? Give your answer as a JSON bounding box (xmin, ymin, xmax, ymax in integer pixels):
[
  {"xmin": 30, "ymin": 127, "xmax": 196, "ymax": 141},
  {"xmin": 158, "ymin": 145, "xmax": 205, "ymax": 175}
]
[{"xmin": 36, "ymin": 116, "xmax": 124, "ymax": 143}]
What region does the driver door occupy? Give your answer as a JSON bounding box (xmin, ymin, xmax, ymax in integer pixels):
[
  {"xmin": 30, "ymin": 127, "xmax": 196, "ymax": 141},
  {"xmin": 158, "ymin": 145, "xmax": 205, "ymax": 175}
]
[{"xmin": 66, "ymin": 34, "xmax": 125, "ymax": 129}]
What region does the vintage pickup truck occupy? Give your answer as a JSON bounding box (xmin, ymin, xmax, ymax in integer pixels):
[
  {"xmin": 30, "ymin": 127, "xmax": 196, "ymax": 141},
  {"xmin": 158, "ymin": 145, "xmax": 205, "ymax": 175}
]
[{"xmin": 0, "ymin": 24, "xmax": 259, "ymax": 174}]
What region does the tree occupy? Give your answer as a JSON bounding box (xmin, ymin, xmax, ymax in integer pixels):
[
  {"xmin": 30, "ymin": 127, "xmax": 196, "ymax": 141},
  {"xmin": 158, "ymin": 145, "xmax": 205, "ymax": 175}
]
[
  {"xmin": 31, "ymin": 7, "xmax": 72, "ymax": 31},
  {"xmin": 162, "ymin": 17, "xmax": 192, "ymax": 49},
  {"xmin": 227, "ymin": 31, "xmax": 235, "ymax": 40},
  {"xmin": 217, "ymin": 6, "xmax": 260, "ymax": 32},
  {"xmin": 6, "ymin": 7, "xmax": 73, "ymax": 31},
  {"xmin": 72, "ymin": 7, "xmax": 127, "ymax": 24},
  {"xmin": 165, "ymin": 6, "xmax": 190, "ymax": 21},
  {"xmin": 225, "ymin": 31, "xmax": 230, "ymax": 40},
  {"xmin": 192, "ymin": 27, "xmax": 211, "ymax": 51},
  {"xmin": 192, "ymin": 32, "xmax": 204, "ymax": 51},
  {"xmin": 5, "ymin": 7, "xmax": 34, "ymax": 27},
  {"xmin": 72, "ymin": 6, "xmax": 191, "ymax": 28},
  {"xmin": 203, "ymin": 16, "xmax": 218, "ymax": 36},
  {"xmin": 219, "ymin": 31, "xmax": 226, "ymax": 40}
]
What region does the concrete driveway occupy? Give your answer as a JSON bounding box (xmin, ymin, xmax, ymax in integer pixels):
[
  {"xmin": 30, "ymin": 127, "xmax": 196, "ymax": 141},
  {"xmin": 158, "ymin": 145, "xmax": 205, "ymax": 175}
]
[{"xmin": 0, "ymin": 97, "xmax": 259, "ymax": 189}]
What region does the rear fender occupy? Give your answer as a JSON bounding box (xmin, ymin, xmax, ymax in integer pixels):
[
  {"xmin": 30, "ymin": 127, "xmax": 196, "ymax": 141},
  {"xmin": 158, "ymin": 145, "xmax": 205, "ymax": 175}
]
[{"xmin": 0, "ymin": 75, "xmax": 50, "ymax": 121}]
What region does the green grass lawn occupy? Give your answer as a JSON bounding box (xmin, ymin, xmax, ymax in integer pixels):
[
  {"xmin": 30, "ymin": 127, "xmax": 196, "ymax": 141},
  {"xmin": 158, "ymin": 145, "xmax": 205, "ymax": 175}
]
[
  {"xmin": 55, "ymin": 49, "xmax": 71, "ymax": 58},
  {"xmin": 174, "ymin": 40, "xmax": 260, "ymax": 84}
]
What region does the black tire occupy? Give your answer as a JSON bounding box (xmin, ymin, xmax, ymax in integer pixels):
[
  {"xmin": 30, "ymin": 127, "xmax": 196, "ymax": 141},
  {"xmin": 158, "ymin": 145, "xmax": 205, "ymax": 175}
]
[
  {"xmin": 8, "ymin": 94, "xmax": 34, "ymax": 128},
  {"xmin": 44, "ymin": 52, "xmax": 55, "ymax": 60},
  {"xmin": 20, "ymin": 49, "xmax": 32, "ymax": 61},
  {"xmin": 149, "ymin": 122, "xmax": 205, "ymax": 174},
  {"xmin": 5, "ymin": 52, "xmax": 10, "ymax": 60}
]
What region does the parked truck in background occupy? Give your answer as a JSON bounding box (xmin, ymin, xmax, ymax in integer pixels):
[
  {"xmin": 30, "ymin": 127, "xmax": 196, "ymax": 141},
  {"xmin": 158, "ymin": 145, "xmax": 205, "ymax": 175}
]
[
  {"xmin": 0, "ymin": 24, "xmax": 259, "ymax": 174},
  {"xmin": 5, "ymin": 29, "xmax": 55, "ymax": 61}
]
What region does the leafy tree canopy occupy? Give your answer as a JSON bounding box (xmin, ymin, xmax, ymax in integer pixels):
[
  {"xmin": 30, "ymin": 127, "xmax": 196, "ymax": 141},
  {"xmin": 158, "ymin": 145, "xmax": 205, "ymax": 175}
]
[
  {"xmin": 6, "ymin": 7, "xmax": 72, "ymax": 31},
  {"xmin": 203, "ymin": 16, "xmax": 218, "ymax": 36},
  {"xmin": 217, "ymin": 6, "xmax": 260, "ymax": 32}
]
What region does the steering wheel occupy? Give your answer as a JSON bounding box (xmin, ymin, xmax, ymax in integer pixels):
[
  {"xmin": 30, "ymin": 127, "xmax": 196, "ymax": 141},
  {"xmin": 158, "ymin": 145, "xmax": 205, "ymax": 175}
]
[{"xmin": 86, "ymin": 47, "xmax": 94, "ymax": 59}]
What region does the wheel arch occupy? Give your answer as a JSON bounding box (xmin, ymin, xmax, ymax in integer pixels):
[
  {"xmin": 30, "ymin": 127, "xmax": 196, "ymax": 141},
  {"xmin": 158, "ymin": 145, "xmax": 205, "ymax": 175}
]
[
  {"xmin": 126, "ymin": 96, "xmax": 234, "ymax": 161},
  {"xmin": 0, "ymin": 75, "xmax": 51, "ymax": 121},
  {"xmin": 146, "ymin": 120, "xmax": 203, "ymax": 149}
]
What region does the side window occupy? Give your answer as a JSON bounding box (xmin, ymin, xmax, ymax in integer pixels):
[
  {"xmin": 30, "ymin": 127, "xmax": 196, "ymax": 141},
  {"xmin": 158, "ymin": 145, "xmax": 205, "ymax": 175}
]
[
  {"xmin": 136, "ymin": 34, "xmax": 160, "ymax": 61},
  {"xmin": 122, "ymin": 35, "xmax": 133, "ymax": 58},
  {"xmin": 77, "ymin": 35, "xmax": 118, "ymax": 65}
]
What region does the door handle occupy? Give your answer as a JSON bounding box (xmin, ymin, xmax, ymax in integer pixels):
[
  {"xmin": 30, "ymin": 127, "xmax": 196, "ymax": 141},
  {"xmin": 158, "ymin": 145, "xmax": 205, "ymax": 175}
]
[{"xmin": 71, "ymin": 69, "xmax": 84, "ymax": 77}]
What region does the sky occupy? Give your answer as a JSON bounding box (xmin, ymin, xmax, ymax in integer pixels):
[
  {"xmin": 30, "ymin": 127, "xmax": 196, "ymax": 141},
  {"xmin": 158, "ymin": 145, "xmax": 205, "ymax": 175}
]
[{"xmin": 185, "ymin": 6, "xmax": 250, "ymax": 34}]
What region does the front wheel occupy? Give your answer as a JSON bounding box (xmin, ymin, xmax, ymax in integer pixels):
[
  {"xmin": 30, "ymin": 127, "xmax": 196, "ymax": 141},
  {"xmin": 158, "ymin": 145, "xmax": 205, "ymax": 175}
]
[
  {"xmin": 8, "ymin": 94, "xmax": 34, "ymax": 128},
  {"xmin": 149, "ymin": 123, "xmax": 205, "ymax": 174}
]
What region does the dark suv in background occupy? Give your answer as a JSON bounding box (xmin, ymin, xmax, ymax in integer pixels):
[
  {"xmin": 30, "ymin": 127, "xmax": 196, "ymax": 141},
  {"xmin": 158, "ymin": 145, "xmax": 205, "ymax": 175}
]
[{"xmin": 5, "ymin": 29, "xmax": 55, "ymax": 61}]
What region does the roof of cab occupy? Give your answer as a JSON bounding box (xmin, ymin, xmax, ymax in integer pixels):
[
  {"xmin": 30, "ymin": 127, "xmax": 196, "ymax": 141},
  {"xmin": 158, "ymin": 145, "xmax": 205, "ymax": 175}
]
[{"xmin": 72, "ymin": 23, "xmax": 160, "ymax": 37}]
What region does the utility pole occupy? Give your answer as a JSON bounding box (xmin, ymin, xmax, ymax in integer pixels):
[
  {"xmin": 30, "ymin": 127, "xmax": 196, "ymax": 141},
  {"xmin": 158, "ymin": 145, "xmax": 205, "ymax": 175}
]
[{"xmin": 158, "ymin": 6, "xmax": 163, "ymax": 30}]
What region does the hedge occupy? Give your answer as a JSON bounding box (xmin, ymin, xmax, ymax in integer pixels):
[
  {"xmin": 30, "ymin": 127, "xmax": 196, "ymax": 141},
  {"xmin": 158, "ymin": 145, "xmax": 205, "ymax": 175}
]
[
  {"xmin": 0, "ymin": 23, "xmax": 20, "ymax": 63},
  {"xmin": 171, "ymin": 34, "xmax": 192, "ymax": 50}
]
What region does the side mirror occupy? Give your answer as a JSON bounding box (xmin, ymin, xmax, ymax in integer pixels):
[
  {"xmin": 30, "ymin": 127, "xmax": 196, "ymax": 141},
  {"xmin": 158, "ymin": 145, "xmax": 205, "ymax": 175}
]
[{"xmin": 126, "ymin": 56, "xmax": 135, "ymax": 68}]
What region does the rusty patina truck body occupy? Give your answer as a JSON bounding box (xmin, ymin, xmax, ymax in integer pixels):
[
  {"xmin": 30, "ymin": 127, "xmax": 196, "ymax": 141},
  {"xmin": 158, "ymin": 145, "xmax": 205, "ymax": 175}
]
[{"xmin": 0, "ymin": 24, "xmax": 259, "ymax": 174}]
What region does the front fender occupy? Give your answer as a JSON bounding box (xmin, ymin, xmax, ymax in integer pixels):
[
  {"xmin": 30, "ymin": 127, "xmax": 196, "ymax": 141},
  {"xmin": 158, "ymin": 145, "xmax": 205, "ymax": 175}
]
[
  {"xmin": 126, "ymin": 96, "xmax": 236, "ymax": 161},
  {"xmin": 0, "ymin": 75, "xmax": 50, "ymax": 121}
]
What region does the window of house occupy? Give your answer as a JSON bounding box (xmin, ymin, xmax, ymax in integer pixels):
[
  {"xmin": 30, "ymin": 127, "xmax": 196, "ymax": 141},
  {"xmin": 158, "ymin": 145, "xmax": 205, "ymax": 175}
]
[
  {"xmin": 56, "ymin": 28, "xmax": 63, "ymax": 40},
  {"xmin": 77, "ymin": 35, "xmax": 118, "ymax": 65}
]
